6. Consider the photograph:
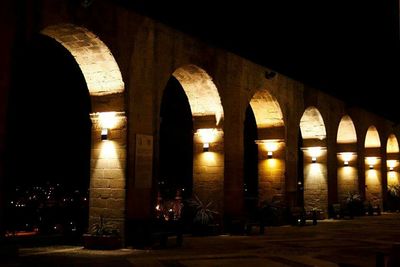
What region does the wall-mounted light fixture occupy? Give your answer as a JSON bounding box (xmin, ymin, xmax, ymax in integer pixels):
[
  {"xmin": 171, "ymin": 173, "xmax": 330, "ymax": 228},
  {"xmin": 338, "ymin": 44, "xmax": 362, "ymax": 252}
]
[
  {"xmin": 339, "ymin": 152, "xmax": 354, "ymax": 166},
  {"xmin": 101, "ymin": 128, "xmax": 108, "ymax": 141},
  {"xmin": 255, "ymin": 139, "xmax": 282, "ymax": 159},
  {"xmin": 366, "ymin": 157, "xmax": 378, "ymax": 169},
  {"xmin": 196, "ymin": 128, "xmax": 220, "ymax": 152},
  {"xmin": 98, "ymin": 112, "xmax": 118, "ymax": 141},
  {"xmin": 301, "ymin": 146, "xmax": 326, "ymax": 163},
  {"xmin": 387, "ymin": 160, "xmax": 398, "ymax": 171}
]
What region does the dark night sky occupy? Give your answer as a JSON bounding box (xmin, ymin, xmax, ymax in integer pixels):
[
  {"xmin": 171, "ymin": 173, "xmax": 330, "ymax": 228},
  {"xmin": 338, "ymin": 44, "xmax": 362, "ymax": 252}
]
[{"xmin": 120, "ymin": 0, "xmax": 399, "ymax": 123}]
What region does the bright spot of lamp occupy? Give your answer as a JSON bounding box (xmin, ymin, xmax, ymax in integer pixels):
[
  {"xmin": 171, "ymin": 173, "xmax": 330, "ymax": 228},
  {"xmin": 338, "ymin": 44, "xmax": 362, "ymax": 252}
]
[
  {"xmin": 387, "ymin": 160, "xmax": 398, "ymax": 171},
  {"xmin": 196, "ymin": 128, "xmax": 219, "ymax": 152},
  {"xmin": 99, "ymin": 112, "xmax": 117, "ymax": 129},
  {"xmin": 101, "ymin": 128, "xmax": 108, "ymax": 141},
  {"xmin": 203, "ymin": 142, "xmax": 209, "ymax": 152},
  {"xmin": 367, "ymin": 157, "xmax": 378, "ymax": 169},
  {"xmin": 302, "ymin": 146, "xmax": 325, "ymax": 163},
  {"xmin": 340, "ymin": 152, "xmax": 353, "ymax": 166}
]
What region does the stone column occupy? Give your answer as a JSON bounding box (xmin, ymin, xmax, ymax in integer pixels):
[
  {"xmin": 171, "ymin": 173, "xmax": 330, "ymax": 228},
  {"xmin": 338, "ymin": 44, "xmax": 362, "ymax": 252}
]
[
  {"xmin": 193, "ymin": 127, "xmax": 224, "ymax": 216},
  {"xmin": 302, "ymin": 139, "xmax": 328, "ymax": 216},
  {"xmin": 89, "ymin": 112, "xmax": 127, "ymax": 238},
  {"xmin": 256, "ymin": 140, "xmax": 286, "ymax": 204}
]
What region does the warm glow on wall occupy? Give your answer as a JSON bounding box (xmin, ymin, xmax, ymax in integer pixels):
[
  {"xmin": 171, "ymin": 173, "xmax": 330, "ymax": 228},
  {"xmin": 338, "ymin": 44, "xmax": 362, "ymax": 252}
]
[
  {"xmin": 196, "ymin": 128, "xmax": 221, "ymax": 151},
  {"xmin": 339, "ymin": 152, "xmax": 355, "ymax": 166},
  {"xmin": 366, "ymin": 157, "xmax": 378, "ymax": 169},
  {"xmin": 256, "ymin": 139, "xmax": 282, "ymax": 158},
  {"xmin": 42, "ymin": 24, "xmax": 124, "ymax": 96},
  {"xmin": 365, "ymin": 125, "xmax": 381, "ymax": 148},
  {"xmin": 99, "ymin": 140, "xmax": 118, "ymax": 159},
  {"xmin": 99, "ymin": 112, "xmax": 118, "ymax": 129},
  {"xmin": 302, "ymin": 146, "xmax": 325, "ymax": 163},
  {"xmin": 387, "ymin": 160, "xmax": 398, "ymax": 171},
  {"xmin": 173, "ymin": 65, "xmax": 224, "ymax": 125}
]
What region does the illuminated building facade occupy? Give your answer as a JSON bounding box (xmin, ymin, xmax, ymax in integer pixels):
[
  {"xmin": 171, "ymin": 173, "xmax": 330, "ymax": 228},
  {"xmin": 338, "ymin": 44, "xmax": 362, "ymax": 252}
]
[{"xmin": 0, "ymin": 0, "xmax": 399, "ymax": 244}]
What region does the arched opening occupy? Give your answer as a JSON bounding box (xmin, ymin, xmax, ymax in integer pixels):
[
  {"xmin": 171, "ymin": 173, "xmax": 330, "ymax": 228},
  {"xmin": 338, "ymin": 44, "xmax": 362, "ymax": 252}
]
[
  {"xmin": 386, "ymin": 134, "xmax": 400, "ymax": 211},
  {"xmin": 336, "ymin": 115, "xmax": 358, "ymax": 202},
  {"xmin": 159, "ymin": 77, "xmax": 193, "ymax": 199},
  {"xmin": 246, "ymin": 89, "xmax": 285, "ymax": 216},
  {"xmin": 158, "ymin": 65, "xmax": 224, "ymax": 221},
  {"xmin": 364, "ymin": 125, "xmax": 382, "ymax": 208},
  {"xmin": 5, "ymin": 24, "xmax": 126, "ymax": 240},
  {"xmin": 299, "ymin": 107, "xmax": 328, "ymax": 214},
  {"xmin": 6, "ymin": 34, "xmax": 91, "ymax": 239}
]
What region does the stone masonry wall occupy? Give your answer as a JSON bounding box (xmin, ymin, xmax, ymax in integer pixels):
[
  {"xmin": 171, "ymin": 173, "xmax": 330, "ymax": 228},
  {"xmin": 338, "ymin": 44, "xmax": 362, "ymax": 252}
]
[
  {"xmin": 258, "ymin": 143, "xmax": 286, "ymax": 204},
  {"xmin": 89, "ymin": 113, "xmax": 127, "ymax": 237}
]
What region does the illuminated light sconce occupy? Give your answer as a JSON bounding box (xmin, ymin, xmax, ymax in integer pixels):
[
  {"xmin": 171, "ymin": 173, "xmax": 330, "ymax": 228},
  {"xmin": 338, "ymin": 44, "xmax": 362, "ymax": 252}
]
[
  {"xmin": 301, "ymin": 146, "xmax": 326, "ymax": 163},
  {"xmin": 339, "ymin": 152, "xmax": 354, "ymax": 166},
  {"xmin": 387, "ymin": 160, "xmax": 398, "ymax": 171},
  {"xmin": 203, "ymin": 142, "xmax": 210, "ymax": 152},
  {"xmin": 101, "ymin": 128, "xmax": 108, "ymax": 141},
  {"xmin": 255, "ymin": 139, "xmax": 282, "ymax": 159},
  {"xmin": 196, "ymin": 128, "xmax": 220, "ymax": 152},
  {"xmin": 366, "ymin": 157, "xmax": 378, "ymax": 169},
  {"xmin": 95, "ymin": 111, "xmax": 119, "ymax": 141}
]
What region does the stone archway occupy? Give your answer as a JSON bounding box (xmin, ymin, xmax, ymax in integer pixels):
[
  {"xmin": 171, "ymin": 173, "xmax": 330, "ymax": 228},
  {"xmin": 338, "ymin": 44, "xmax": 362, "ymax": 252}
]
[
  {"xmin": 299, "ymin": 107, "xmax": 327, "ymax": 214},
  {"xmin": 387, "ymin": 134, "xmax": 400, "ymax": 187},
  {"xmin": 42, "ymin": 24, "xmax": 126, "ymax": 235},
  {"xmin": 364, "ymin": 125, "xmax": 382, "ymax": 207},
  {"xmin": 247, "ymin": 89, "xmax": 285, "ymax": 206},
  {"xmin": 336, "ymin": 115, "xmax": 358, "ymax": 202},
  {"xmin": 159, "ymin": 65, "xmax": 224, "ymax": 213}
]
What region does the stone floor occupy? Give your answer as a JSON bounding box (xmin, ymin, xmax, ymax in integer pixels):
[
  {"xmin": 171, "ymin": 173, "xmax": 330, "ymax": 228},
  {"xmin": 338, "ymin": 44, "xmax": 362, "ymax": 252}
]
[{"xmin": 3, "ymin": 213, "xmax": 400, "ymax": 267}]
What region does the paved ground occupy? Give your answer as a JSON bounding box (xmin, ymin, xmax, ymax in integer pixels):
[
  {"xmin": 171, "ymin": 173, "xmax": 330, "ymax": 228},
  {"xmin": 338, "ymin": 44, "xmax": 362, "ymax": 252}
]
[{"xmin": 2, "ymin": 213, "xmax": 400, "ymax": 267}]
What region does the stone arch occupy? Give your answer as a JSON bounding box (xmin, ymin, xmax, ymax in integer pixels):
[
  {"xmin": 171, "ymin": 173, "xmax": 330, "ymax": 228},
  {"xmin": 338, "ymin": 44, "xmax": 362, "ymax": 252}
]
[
  {"xmin": 300, "ymin": 107, "xmax": 326, "ymax": 140},
  {"xmin": 336, "ymin": 115, "xmax": 358, "ymax": 202},
  {"xmin": 299, "ymin": 106, "xmax": 328, "ymax": 214},
  {"xmin": 387, "ymin": 134, "xmax": 400, "ymax": 188},
  {"xmin": 172, "ymin": 64, "xmax": 224, "ymax": 125},
  {"xmin": 365, "ymin": 126, "xmax": 381, "ymax": 148},
  {"xmin": 337, "ymin": 115, "xmax": 357, "ymax": 144},
  {"xmin": 247, "ymin": 89, "xmax": 285, "ymax": 204},
  {"xmin": 160, "ymin": 64, "xmax": 224, "ymax": 212},
  {"xmin": 42, "ymin": 24, "xmax": 124, "ymax": 96},
  {"xmin": 42, "ymin": 24, "xmax": 126, "ymax": 236},
  {"xmin": 387, "ymin": 134, "xmax": 399, "ymax": 153},
  {"xmin": 364, "ymin": 125, "xmax": 382, "ymax": 207}
]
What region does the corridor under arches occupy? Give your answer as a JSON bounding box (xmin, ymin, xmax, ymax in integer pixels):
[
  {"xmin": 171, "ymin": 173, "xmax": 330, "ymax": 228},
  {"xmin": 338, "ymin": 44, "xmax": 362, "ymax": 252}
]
[
  {"xmin": 159, "ymin": 65, "xmax": 224, "ymax": 213},
  {"xmin": 336, "ymin": 115, "xmax": 358, "ymax": 202},
  {"xmin": 299, "ymin": 107, "xmax": 327, "ymax": 214},
  {"xmin": 5, "ymin": 23, "xmax": 127, "ymax": 237},
  {"xmin": 386, "ymin": 134, "xmax": 400, "ymax": 187},
  {"xmin": 244, "ymin": 88, "xmax": 285, "ymax": 213},
  {"xmin": 364, "ymin": 126, "xmax": 382, "ymax": 207}
]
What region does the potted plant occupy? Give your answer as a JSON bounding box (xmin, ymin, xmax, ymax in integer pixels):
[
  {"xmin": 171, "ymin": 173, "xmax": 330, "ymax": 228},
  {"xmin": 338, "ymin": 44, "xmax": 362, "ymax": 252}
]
[
  {"xmin": 187, "ymin": 194, "xmax": 220, "ymax": 236},
  {"xmin": 83, "ymin": 216, "xmax": 121, "ymax": 250}
]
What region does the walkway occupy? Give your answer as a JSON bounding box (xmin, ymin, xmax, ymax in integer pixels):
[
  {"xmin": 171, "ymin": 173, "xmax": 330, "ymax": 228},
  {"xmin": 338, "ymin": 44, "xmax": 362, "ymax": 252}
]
[{"xmin": 5, "ymin": 213, "xmax": 400, "ymax": 267}]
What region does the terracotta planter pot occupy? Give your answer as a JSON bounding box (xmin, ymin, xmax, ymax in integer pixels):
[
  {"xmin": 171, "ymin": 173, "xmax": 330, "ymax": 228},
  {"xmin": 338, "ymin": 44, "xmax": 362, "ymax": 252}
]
[{"xmin": 82, "ymin": 234, "xmax": 121, "ymax": 250}]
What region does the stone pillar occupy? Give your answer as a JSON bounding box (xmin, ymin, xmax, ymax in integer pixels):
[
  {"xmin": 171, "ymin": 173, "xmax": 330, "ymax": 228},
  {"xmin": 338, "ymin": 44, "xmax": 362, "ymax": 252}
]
[
  {"xmin": 89, "ymin": 112, "xmax": 127, "ymax": 238},
  {"xmin": 302, "ymin": 141, "xmax": 328, "ymax": 216},
  {"xmin": 337, "ymin": 144, "xmax": 359, "ymax": 202},
  {"xmin": 365, "ymin": 147, "xmax": 382, "ymax": 209},
  {"xmin": 193, "ymin": 128, "xmax": 224, "ymax": 216},
  {"xmin": 257, "ymin": 141, "xmax": 286, "ymax": 204}
]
